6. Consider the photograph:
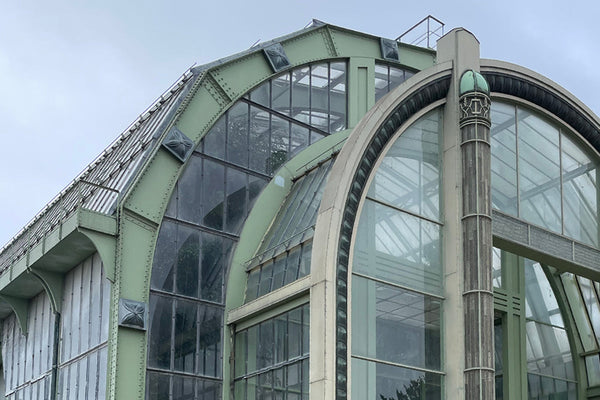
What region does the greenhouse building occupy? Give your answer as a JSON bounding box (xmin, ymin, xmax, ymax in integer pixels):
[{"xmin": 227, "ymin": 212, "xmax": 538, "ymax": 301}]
[{"xmin": 0, "ymin": 18, "xmax": 599, "ymax": 400}]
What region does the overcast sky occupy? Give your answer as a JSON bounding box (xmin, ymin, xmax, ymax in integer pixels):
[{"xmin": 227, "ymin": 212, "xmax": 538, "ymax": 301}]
[{"xmin": 1, "ymin": 0, "xmax": 599, "ymax": 247}]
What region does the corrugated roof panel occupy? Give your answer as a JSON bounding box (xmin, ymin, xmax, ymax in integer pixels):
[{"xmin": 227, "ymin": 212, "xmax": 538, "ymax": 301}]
[{"xmin": 0, "ymin": 69, "xmax": 196, "ymax": 272}]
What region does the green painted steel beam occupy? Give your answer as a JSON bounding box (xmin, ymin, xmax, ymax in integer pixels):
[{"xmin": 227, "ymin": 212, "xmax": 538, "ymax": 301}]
[{"xmin": 112, "ymin": 22, "xmax": 435, "ymax": 400}]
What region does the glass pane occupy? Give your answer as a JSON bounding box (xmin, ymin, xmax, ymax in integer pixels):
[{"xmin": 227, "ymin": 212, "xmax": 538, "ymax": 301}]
[
  {"xmin": 178, "ymin": 155, "xmax": 204, "ymax": 224},
  {"xmin": 174, "ymin": 299, "xmax": 197, "ymax": 373},
  {"xmin": 271, "ymin": 255, "xmax": 287, "ymax": 292},
  {"xmin": 258, "ymin": 262, "xmax": 274, "ymax": 297},
  {"xmin": 351, "ymin": 358, "xmax": 442, "ymax": 400},
  {"xmin": 272, "ymin": 73, "xmax": 291, "ymax": 116},
  {"xmin": 198, "ymin": 305, "xmax": 222, "ymax": 378},
  {"xmin": 525, "ymin": 321, "xmax": 574, "ymax": 380},
  {"xmin": 352, "ymin": 276, "xmax": 441, "ymax": 371},
  {"xmin": 201, "ymin": 233, "xmax": 224, "ymax": 302},
  {"xmin": 374, "ymin": 64, "xmax": 389, "ymax": 102},
  {"xmin": 250, "ymin": 81, "xmax": 270, "ymax": 108},
  {"xmin": 204, "ymin": 116, "xmax": 226, "ymax": 160},
  {"xmin": 490, "ymin": 102, "xmax": 518, "ymax": 215},
  {"xmin": 524, "ymin": 260, "xmax": 563, "ymax": 327},
  {"xmin": 561, "ymin": 132, "xmax": 598, "ymax": 246},
  {"xmin": 291, "ymin": 67, "xmax": 310, "ymax": 125},
  {"xmin": 330, "ymin": 62, "xmax": 347, "ymax": 132},
  {"xmin": 148, "ymin": 295, "xmax": 172, "ymax": 369},
  {"xmin": 269, "ymin": 115, "xmax": 289, "ymax": 174},
  {"xmin": 202, "ymin": 159, "xmax": 225, "ymax": 230},
  {"xmin": 518, "ymin": 108, "xmax": 561, "ymax": 232},
  {"xmin": 577, "ymin": 276, "xmax": 600, "ymax": 343},
  {"xmin": 226, "ymin": 168, "xmax": 247, "ymax": 234},
  {"xmin": 389, "ymin": 66, "xmax": 406, "ymax": 92},
  {"xmin": 585, "ymin": 354, "xmax": 600, "ymax": 386},
  {"xmin": 298, "ymin": 242, "xmax": 311, "ymax": 278},
  {"xmin": 283, "ymin": 247, "xmax": 301, "ymax": 286},
  {"xmin": 368, "ymin": 108, "xmax": 441, "ymax": 221},
  {"xmin": 227, "ymin": 102, "xmax": 249, "ymax": 168},
  {"xmin": 173, "ymin": 374, "xmax": 195, "ymax": 400},
  {"xmin": 151, "ymin": 221, "xmax": 176, "ymax": 292},
  {"xmin": 258, "ymin": 320, "xmax": 274, "ymax": 369},
  {"xmin": 175, "ymin": 225, "xmax": 200, "ymax": 298},
  {"xmin": 353, "ymin": 199, "xmax": 442, "ymax": 295},
  {"xmin": 246, "ymin": 268, "xmax": 260, "ymax": 302},
  {"xmin": 290, "ymin": 124, "xmax": 309, "ymax": 156},
  {"xmin": 527, "ymin": 374, "xmax": 576, "ymax": 400},
  {"xmin": 249, "ymin": 106, "xmax": 270, "ymax": 175},
  {"xmin": 310, "ymin": 64, "xmax": 329, "ymax": 132},
  {"xmin": 492, "ymin": 247, "xmax": 502, "ymax": 288},
  {"xmin": 147, "ymin": 371, "xmax": 170, "ymax": 400},
  {"xmin": 274, "ymin": 314, "xmax": 287, "ymax": 364},
  {"xmin": 288, "ymin": 308, "xmax": 302, "ymax": 360}
]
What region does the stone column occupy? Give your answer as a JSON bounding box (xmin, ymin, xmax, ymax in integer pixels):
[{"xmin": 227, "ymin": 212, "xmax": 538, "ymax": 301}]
[{"xmin": 459, "ymin": 70, "xmax": 494, "ymax": 400}]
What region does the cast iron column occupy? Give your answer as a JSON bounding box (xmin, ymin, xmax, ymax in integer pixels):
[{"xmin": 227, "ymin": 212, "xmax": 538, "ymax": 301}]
[{"xmin": 459, "ymin": 71, "xmax": 494, "ymax": 400}]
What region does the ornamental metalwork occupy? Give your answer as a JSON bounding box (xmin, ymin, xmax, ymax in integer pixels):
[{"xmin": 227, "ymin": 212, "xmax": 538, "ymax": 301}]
[
  {"xmin": 118, "ymin": 298, "xmax": 147, "ymax": 330},
  {"xmin": 162, "ymin": 126, "xmax": 194, "ymax": 162},
  {"xmin": 263, "ymin": 43, "xmax": 291, "ymax": 72},
  {"xmin": 380, "ymin": 38, "xmax": 399, "ymax": 61},
  {"xmin": 459, "ymin": 93, "xmax": 491, "ymax": 128}
]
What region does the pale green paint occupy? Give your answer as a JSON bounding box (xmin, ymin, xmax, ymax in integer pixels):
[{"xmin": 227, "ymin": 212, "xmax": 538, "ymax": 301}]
[
  {"xmin": 79, "ymin": 229, "xmax": 117, "ymax": 282},
  {"xmin": 52, "ymin": 22, "xmax": 436, "ymax": 400},
  {"xmin": 0, "ymin": 294, "xmax": 29, "ymax": 334},
  {"xmin": 222, "ymin": 129, "xmax": 350, "ymax": 400},
  {"xmin": 28, "ymin": 268, "xmax": 64, "ymax": 313},
  {"xmin": 123, "ymin": 149, "xmax": 183, "ymax": 224},
  {"xmin": 348, "ymin": 58, "xmax": 375, "ymax": 128}
]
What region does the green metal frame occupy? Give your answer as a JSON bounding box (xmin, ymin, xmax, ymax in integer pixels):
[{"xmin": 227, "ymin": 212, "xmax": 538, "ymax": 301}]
[
  {"xmin": 107, "ymin": 23, "xmax": 435, "ymax": 400},
  {"xmin": 493, "ymin": 245, "xmax": 592, "ymax": 399}
]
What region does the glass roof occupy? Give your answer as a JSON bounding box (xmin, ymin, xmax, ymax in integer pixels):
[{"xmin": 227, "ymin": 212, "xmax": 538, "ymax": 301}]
[{"xmin": 251, "ymin": 158, "xmax": 335, "ymax": 266}]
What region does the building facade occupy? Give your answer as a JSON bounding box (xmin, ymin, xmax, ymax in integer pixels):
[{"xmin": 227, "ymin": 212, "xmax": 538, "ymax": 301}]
[{"xmin": 0, "ymin": 20, "xmax": 599, "ymax": 400}]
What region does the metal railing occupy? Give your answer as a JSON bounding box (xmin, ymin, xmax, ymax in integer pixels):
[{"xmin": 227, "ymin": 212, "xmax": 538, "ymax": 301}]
[{"xmin": 397, "ymin": 15, "xmax": 445, "ymax": 49}]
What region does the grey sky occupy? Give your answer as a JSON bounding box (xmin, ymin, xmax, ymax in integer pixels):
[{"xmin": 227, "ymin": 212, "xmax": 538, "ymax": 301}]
[{"xmin": 1, "ymin": 0, "xmax": 599, "ymax": 247}]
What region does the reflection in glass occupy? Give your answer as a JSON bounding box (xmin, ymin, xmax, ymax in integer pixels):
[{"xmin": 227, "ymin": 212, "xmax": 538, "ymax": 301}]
[
  {"xmin": 368, "ymin": 108, "xmax": 441, "ymax": 221},
  {"xmin": 518, "ymin": 108, "xmax": 561, "ymax": 232},
  {"xmin": 353, "ymin": 200, "xmax": 442, "ymax": 295},
  {"xmin": 527, "ymin": 374, "xmax": 576, "ymax": 400},
  {"xmin": 491, "ymin": 102, "xmax": 517, "ymax": 215},
  {"xmin": 352, "ymin": 358, "xmax": 441, "ymax": 400},
  {"xmin": 234, "ymin": 305, "xmax": 309, "ymax": 399},
  {"xmin": 491, "ymin": 101, "xmax": 600, "ymax": 244},
  {"xmin": 352, "ymin": 276, "xmax": 441, "ymax": 370},
  {"xmin": 561, "ymin": 133, "xmax": 598, "ymax": 246}
]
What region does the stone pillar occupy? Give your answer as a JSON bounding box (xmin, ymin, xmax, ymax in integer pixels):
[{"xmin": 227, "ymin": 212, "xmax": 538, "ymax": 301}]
[{"xmin": 459, "ymin": 70, "xmax": 494, "ymax": 400}]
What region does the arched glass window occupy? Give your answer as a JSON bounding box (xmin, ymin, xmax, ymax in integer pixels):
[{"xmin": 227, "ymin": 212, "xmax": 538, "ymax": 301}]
[
  {"xmin": 146, "ymin": 61, "xmax": 348, "ymax": 399},
  {"xmin": 491, "ymin": 102, "xmax": 599, "ymax": 247},
  {"xmin": 351, "ymin": 107, "xmax": 443, "ymax": 400}
]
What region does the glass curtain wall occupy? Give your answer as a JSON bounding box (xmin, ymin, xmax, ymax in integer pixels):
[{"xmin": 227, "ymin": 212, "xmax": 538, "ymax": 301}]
[
  {"xmin": 491, "ymin": 102, "xmax": 599, "ymax": 247},
  {"xmin": 245, "ymin": 157, "xmax": 335, "ymax": 302},
  {"xmin": 147, "ymin": 61, "xmax": 347, "ymax": 400},
  {"xmin": 560, "ymin": 273, "xmax": 600, "ymax": 388},
  {"xmin": 351, "ymin": 108, "xmax": 443, "ymax": 399},
  {"xmin": 233, "ymin": 305, "xmax": 309, "ymax": 399},
  {"xmin": 493, "ymin": 248, "xmax": 578, "ymax": 400}
]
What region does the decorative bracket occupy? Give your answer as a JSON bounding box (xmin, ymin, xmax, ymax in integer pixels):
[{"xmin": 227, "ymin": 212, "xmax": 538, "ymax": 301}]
[
  {"xmin": 380, "ymin": 38, "xmax": 399, "ymax": 61},
  {"xmin": 118, "ymin": 298, "xmax": 147, "ymax": 331},
  {"xmin": 263, "ymin": 43, "xmax": 291, "ymax": 72},
  {"xmin": 162, "ymin": 126, "xmax": 194, "ymax": 162}
]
